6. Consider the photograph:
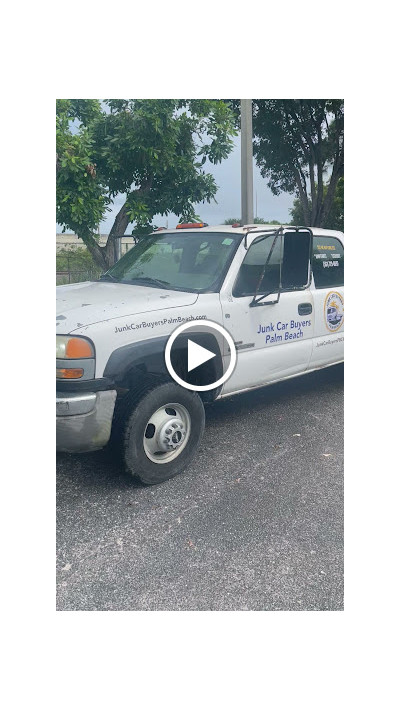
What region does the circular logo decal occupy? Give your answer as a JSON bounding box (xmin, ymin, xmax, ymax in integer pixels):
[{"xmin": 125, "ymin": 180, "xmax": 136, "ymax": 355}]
[{"xmin": 324, "ymin": 291, "xmax": 344, "ymax": 332}]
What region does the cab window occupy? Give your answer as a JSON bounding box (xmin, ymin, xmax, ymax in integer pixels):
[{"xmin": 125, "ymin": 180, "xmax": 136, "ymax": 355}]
[
  {"xmin": 312, "ymin": 236, "xmax": 344, "ymax": 289},
  {"xmin": 233, "ymin": 231, "xmax": 311, "ymax": 297}
]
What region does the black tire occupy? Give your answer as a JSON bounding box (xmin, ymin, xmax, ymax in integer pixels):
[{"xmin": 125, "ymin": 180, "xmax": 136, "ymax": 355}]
[{"xmin": 122, "ymin": 382, "xmax": 205, "ymax": 485}]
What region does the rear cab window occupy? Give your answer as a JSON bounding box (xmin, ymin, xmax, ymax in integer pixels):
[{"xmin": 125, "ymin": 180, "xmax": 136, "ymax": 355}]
[{"xmin": 312, "ymin": 236, "xmax": 344, "ymax": 289}]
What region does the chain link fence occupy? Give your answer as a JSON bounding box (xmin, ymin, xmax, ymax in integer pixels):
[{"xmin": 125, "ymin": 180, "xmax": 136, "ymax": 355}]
[
  {"xmin": 56, "ymin": 236, "xmax": 143, "ymax": 285},
  {"xmin": 56, "ymin": 268, "xmax": 103, "ymax": 285},
  {"xmin": 56, "ymin": 250, "xmax": 102, "ymax": 285}
]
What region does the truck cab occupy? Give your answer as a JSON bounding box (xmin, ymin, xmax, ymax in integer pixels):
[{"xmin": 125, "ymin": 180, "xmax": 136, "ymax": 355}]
[{"xmin": 56, "ymin": 223, "xmax": 344, "ymax": 485}]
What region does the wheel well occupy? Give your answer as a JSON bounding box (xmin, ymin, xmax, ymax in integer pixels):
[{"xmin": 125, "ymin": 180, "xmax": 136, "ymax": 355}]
[{"xmin": 107, "ymin": 332, "xmax": 223, "ymax": 403}]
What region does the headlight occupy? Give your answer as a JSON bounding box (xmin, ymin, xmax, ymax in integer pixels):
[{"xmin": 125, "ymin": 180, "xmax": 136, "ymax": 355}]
[
  {"xmin": 56, "ymin": 335, "xmax": 95, "ymax": 359},
  {"xmin": 56, "ymin": 336, "xmax": 95, "ymax": 380}
]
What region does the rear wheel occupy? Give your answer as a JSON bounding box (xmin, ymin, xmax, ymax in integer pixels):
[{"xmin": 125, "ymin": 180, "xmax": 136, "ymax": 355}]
[{"xmin": 122, "ymin": 382, "xmax": 205, "ymax": 485}]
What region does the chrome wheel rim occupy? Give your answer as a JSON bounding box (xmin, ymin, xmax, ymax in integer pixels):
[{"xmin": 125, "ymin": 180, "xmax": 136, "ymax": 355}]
[{"xmin": 143, "ymin": 402, "xmax": 191, "ymax": 464}]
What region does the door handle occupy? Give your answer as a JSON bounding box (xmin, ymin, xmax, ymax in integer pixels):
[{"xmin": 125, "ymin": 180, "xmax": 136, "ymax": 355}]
[{"xmin": 298, "ymin": 302, "xmax": 312, "ymax": 315}]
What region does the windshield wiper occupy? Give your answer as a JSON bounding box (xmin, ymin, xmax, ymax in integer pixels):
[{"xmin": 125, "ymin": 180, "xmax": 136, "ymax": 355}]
[
  {"xmin": 125, "ymin": 277, "xmax": 171, "ymax": 289},
  {"xmin": 99, "ymin": 273, "xmax": 117, "ymax": 282}
]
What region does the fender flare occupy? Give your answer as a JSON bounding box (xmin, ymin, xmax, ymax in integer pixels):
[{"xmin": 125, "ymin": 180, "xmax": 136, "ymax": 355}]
[{"xmin": 103, "ymin": 332, "xmax": 224, "ymax": 400}]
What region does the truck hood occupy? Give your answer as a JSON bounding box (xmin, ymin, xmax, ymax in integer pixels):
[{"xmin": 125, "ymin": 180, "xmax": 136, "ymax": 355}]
[{"xmin": 56, "ymin": 281, "xmax": 199, "ymax": 332}]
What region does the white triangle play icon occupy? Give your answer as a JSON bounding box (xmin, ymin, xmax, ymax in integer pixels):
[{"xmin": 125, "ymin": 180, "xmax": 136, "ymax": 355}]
[{"xmin": 187, "ymin": 338, "xmax": 216, "ymax": 372}]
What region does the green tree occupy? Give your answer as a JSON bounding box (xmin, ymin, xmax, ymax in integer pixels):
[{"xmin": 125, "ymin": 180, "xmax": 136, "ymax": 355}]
[
  {"xmin": 56, "ymin": 247, "xmax": 102, "ymax": 285},
  {"xmin": 290, "ymin": 177, "xmax": 344, "ymax": 231},
  {"xmin": 224, "ymin": 217, "xmax": 281, "ymax": 225},
  {"xmin": 56, "ymin": 247, "xmax": 99, "ymax": 273},
  {"xmin": 228, "ymin": 100, "xmax": 343, "ymax": 227},
  {"xmin": 57, "ymin": 99, "xmax": 237, "ymax": 270}
]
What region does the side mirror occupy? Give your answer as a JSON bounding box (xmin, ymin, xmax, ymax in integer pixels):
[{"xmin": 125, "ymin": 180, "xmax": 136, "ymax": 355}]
[
  {"xmin": 249, "ymin": 229, "xmax": 311, "ymax": 307},
  {"xmin": 281, "ymin": 231, "xmax": 311, "ymax": 289}
]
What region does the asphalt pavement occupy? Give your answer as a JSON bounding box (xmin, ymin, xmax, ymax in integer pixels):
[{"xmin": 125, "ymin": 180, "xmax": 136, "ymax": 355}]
[{"xmin": 56, "ymin": 364, "xmax": 344, "ymax": 611}]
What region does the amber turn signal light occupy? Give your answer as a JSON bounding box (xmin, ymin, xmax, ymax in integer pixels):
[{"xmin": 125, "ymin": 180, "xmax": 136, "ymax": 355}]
[{"xmin": 56, "ymin": 368, "xmax": 84, "ymax": 379}]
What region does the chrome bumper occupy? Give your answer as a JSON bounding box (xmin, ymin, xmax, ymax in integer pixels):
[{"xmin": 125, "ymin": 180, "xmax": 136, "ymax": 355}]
[{"xmin": 56, "ymin": 390, "xmax": 117, "ymax": 453}]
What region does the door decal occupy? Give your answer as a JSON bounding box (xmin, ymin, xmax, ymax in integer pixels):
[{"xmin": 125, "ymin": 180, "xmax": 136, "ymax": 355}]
[{"xmin": 324, "ymin": 291, "xmax": 344, "ymax": 332}]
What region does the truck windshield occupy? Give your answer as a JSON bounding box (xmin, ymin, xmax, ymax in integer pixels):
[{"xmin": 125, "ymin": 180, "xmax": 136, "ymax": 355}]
[{"xmin": 102, "ymin": 232, "xmax": 241, "ymax": 292}]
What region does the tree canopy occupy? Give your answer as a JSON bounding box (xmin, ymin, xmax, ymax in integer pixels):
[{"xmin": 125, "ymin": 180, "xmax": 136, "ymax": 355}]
[
  {"xmin": 290, "ymin": 177, "xmax": 344, "ymax": 231},
  {"xmin": 228, "ymin": 100, "xmax": 344, "ymax": 228},
  {"xmin": 56, "ymin": 100, "xmax": 237, "ymax": 269},
  {"xmin": 253, "ymin": 100, "xmax": 343, "ymax": 227}
]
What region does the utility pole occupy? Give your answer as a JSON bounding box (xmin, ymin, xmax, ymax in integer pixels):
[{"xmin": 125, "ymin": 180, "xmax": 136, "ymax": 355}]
[{"xmin": 241, "ymin": 99, "xmax": 254, "ymax": 226}]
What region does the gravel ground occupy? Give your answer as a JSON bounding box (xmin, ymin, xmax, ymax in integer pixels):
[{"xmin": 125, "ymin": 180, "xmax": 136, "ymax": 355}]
[{"xmin": 57, "ymin": 364, "xmax": 343, "ymax": 611}]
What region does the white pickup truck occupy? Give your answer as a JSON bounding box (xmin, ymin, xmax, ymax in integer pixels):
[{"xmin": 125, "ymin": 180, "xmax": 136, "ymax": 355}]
[{"xmin": 56, "ymin": 223, "xmax": 344, "ymax": 485}]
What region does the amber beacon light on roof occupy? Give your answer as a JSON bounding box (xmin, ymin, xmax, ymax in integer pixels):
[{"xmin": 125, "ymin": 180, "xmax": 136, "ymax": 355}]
[{"xmin": 176, "ymin": 222, "xmax": 208, "ymax": 229}]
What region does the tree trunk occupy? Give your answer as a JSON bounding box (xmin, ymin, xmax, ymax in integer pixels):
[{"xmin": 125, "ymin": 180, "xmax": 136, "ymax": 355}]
[
  {"xmin": 294, "ymin": 169, "xmax": 310, "ymax": 225},
  {"xmin": 319, "ymin": 108, "xmax": 344, "ymax": 227},
  {"xmin": 80, "ymin": 231, "xmax": 108, "ymax": 271},
  {"xmin": 77, "ymin": 201, "xmax": 131, "ymax": 271},
  {"xmin": 319, "ymin": 155, "xmax": 344, "ymax": 227},
  {"xmin": 104, "ymin": 202, "xmax": 130, "ymax": 269},
  {"xmin": 309, "ymin": 159, "xmax": 317, "ymax": 224}
]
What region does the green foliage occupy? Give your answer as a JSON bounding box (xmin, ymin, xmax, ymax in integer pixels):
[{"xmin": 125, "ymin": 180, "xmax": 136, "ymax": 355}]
[
  {"xmin": 227, "ymin": 100, "xmax": 344, "ymax": 227},
  {"xmin": 56, "ymin": 99, "xmax": 102, "ymax": 126},
  {"xmin": 56, "ymin": 247, "xmax": 102, "ymax": 285},
  {"xmin": 331, "ymin": 177, "xmax": 344, "ymax": 230},
  {"xmin": 56, "ymin": 101, "xmax": 109, "ymax": 240},
  {"xmin": 57, "ymin": 100, "xmax": 237, "ymax": 268},
  {"xmin": 289, "ymin": 200, "xmax": 307, "ymax": 227},
  {"xmin": 56, "ymin": 246, "xmax": 99, "ymax": 271},
  {"xmin": 253, "ymin": 217, "xmax": 281, "ymax": 225},
  {"xmin": 290, "ymin": 178, "xmax": 344, "ymax": 231},
  {"xmin": 132, "ymin": 223, "xmax": 156, "ymax": 239},
  {"xmin": 224, "ymin": 217, "xmax": 281, "ymax": 225}
]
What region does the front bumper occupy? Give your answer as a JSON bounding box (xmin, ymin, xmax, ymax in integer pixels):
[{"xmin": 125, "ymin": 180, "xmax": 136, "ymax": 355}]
[{"xmin": 56, "ymin": 389, "xmax": 117, "ymax": 453}]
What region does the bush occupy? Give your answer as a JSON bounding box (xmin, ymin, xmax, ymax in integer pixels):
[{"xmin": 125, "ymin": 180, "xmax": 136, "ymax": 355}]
[{"xmin": 56, "ymin": 247, "xmax": 102, "ymax": 284}]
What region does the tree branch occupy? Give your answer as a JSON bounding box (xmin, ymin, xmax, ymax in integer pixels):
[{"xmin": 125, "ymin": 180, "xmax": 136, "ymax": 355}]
[
  {"xmin": 82, "ymin": 232, "xmax": 108, "ymax": 270},
  {"xmin": 103, "ymin": 179, "xmax": 154, "ymax": 268},
  {"xmin": 319, "ymin": 151, "xmax": 344, "ymax": 226}
]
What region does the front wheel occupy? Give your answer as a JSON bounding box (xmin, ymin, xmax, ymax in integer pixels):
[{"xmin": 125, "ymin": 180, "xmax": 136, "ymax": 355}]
[{"xmin": 122, "ymin": 382, "xmax": 205, "ymax": 485}]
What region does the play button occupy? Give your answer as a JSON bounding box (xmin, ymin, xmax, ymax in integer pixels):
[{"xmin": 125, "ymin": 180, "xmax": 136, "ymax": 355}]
[
  {"xmin": 165, "ymin": 319, "xmax": 237, "ymax": 392},
  {"xmin": 187, "ymin": 339, "xmax": 216, "ymax": 373}
]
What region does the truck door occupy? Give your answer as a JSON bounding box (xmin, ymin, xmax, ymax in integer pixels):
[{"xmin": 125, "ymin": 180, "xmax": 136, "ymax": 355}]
[
  {"xmin": 308, "ymin": 234, "xmax": 344, "ymax": 369},
  {"xmin": 219, "ymin": 229, "xmax": 314, "ymax": 395}
]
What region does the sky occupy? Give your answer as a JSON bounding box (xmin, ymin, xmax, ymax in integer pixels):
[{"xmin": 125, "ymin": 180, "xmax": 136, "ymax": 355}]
[{"xmin": 57, "ymin": 134, "xmax": 295, "ymax": 234}]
